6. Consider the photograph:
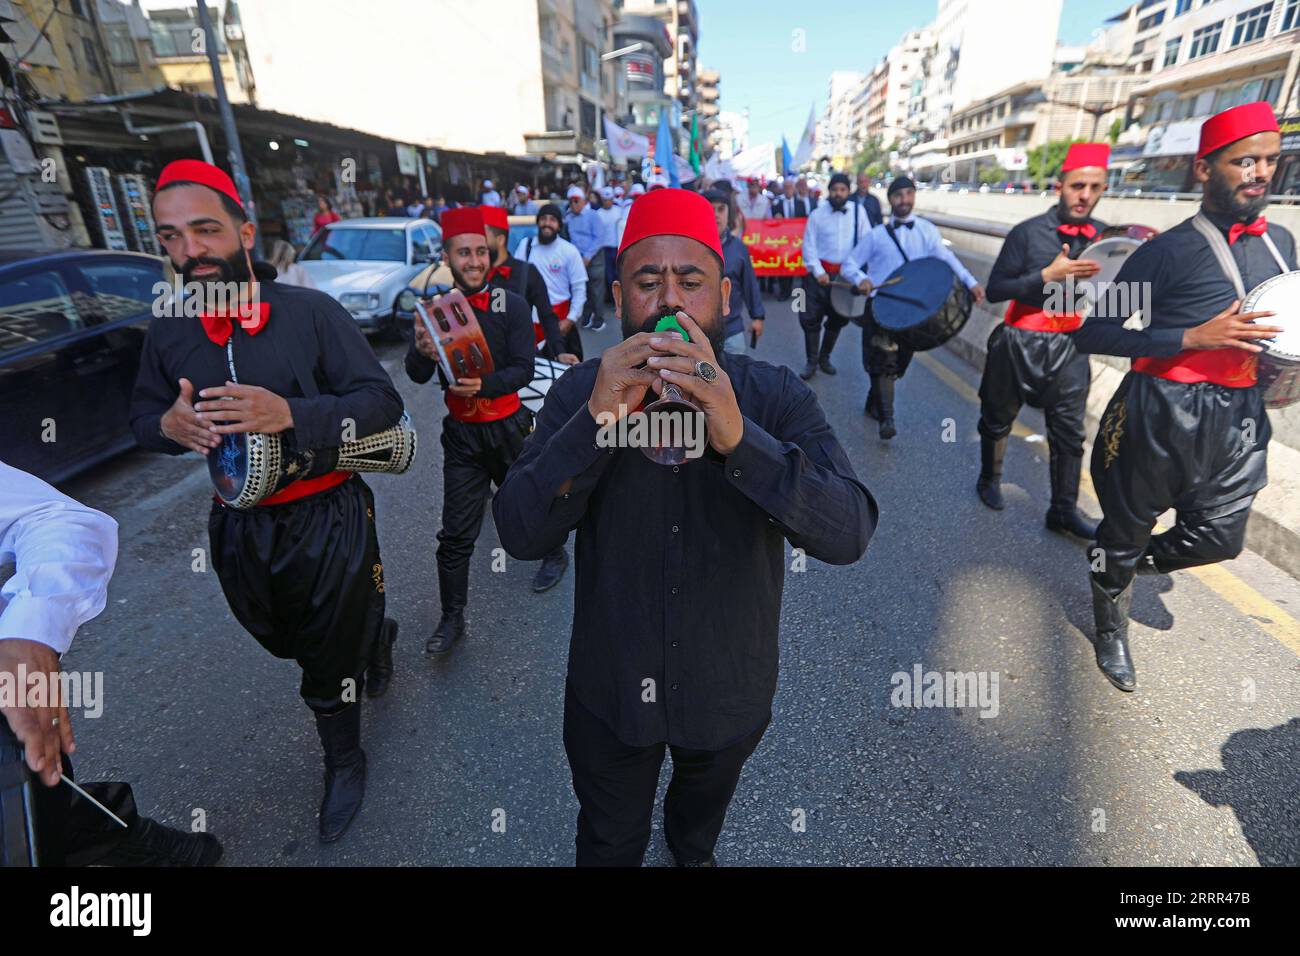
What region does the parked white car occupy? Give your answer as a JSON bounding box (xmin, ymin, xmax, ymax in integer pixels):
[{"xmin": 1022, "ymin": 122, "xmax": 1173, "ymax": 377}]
[{"xmin": 298, "ymin": 218, "xmax": 442, "ymax": 333}]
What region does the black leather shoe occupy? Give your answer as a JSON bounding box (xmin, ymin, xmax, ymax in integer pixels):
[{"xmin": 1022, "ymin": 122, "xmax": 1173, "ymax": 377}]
[
  {"xmin": 879, "ymin": 417, "xmax": 896, "ymax": 440},
  {"xmin": 425, "ymin": 611, "xmax": 465, "ymax": 657},
  {"xmin": 365, "ymin": 617, "xmax": 398, "ymax": 699},
  {"xmin": 975, "ymin": 477, "xmax": 1004, "ymax": 510},
  {"xmin": 818, "ymin": 355, "xmax": 837, "ymax": 375},
  {"xmin": 1046, "ymin": 508, "xmax": 1099, "ymax": 541},
  {"xmin": 864, "ymin": 393, "xmax": 879, "ymax": 420},
  {"xmin": 817, "ymin": 326, "xmax": 841, "ymax": 374},
  {"xmin": 532, "ymin": 547, "xmax": 568, "ymax": 593},
  {"xmin": 676, "ymin": 853, "xmax": 718, "ymax": 867},
  {"xmin": 95, "ymin": 817, "xmax": 224, "ymax": 867},
  {"xmin": 315, "ymin": 705, "xmax": 366, "ymax": 843},
  {"xmin": 1095, "ymin": 633, "xmax": 1137, "ymax": 692},
  {"xmin": 799, "ymin": 329, "xmax": 820, "ymax": 380}
]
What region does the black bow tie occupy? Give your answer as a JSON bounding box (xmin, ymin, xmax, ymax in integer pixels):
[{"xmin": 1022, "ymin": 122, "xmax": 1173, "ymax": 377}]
[{"xmin": 893, "ymin": 220, "xmax": 914, "ymax": 229}]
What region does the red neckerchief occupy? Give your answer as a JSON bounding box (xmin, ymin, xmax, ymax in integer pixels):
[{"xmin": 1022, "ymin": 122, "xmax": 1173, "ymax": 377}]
[
  {"xmin": 1057, "ymin": 222, "xmax": 1097, "ymax": 239},
  {"xmin": 465, "ymin": 287, "xmax": 491, "ymax": 312},
  {"xmin": 487, "ymin": 263, "xmax": 512, "ymax": 282},
  {"xmin": 1228, "ymin": 218, "xmax": 1268, "ymax": 245},
  {"xmin": 200, "ymin": 301, "xmax": 271, "ymax": 347}
]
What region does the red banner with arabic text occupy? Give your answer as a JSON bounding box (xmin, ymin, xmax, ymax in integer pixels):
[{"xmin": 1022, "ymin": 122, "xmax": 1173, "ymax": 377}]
[{"xmin": 741, "ymin": 218, "xmax": 806, "ymax": 276}]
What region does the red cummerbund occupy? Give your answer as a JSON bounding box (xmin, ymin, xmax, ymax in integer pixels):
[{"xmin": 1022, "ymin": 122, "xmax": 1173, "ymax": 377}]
[
  {"xmin": 1004, "ymin": 300, "xmax": 1083, "ymax": 333},
  {"xmin": 447, "ymin": 392, "xmax": 522, "ymax": 423},
  {"xmin": 211, "ymin": 468, "xmax": 353, "ymax": 508},
  {"xmin": 819, "ymin": 260, "xmax": 841, "ymax": 276},
  {"xmin": 534, "ymin": 299, "xmax": 571, "ymax": 344},
  {"xmin": 1132, "ymin": 349, "xmax": 1258, "ymax": 388}
]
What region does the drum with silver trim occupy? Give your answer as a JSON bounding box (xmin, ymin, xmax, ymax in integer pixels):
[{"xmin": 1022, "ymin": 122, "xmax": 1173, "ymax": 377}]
[{"xmin": 1242, "ymin": 269, "xmax": 1300, "ymax": 409}]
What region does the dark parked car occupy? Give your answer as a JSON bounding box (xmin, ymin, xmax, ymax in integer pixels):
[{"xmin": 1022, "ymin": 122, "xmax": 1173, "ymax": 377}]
[{"xmin": 0, "ymin": 250, "xmax": 165, "ymax": 483}]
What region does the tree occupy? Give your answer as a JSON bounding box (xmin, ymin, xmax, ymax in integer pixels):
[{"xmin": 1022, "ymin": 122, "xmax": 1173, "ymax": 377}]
[
  {"xmin": 978, "ymin": 164, "xmax": 1009, "ymax": 185},
  {"xmin": 1026, "ymin": 138, "xmax": 1084, "ymax": 185},
  {"xmin": 1107, "ymin": 117, "xmax": 1123, "ymax": 145},
  {"xmin": 851, "ymin": 135, "xmax": 890, "ymax": 178}
]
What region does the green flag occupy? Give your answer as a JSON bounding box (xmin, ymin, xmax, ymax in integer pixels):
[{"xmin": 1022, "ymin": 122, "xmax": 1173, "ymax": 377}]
[{"xmin": 689, "ymin": 112, "xmax": 701, "ymax": 175}]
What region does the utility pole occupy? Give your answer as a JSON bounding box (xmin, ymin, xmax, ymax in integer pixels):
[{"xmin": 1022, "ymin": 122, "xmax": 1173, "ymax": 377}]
[{"xmin": 196, "ymin": 2, "xmax": 261, "ymax": 256}]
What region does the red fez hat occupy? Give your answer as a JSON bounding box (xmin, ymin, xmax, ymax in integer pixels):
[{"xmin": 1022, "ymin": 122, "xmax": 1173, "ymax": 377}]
[
  {"xmin": 616, "ymin": 187, "xmax": 723, "ymax": 262},
  {"xmin": 480, "ymin": 205, "xmax": 509, "ymax": 231},
  {"xmin": 1061, "ymin": 143, "xmax": 1110, "ymax": 173},
  {"xmin": 1197, "ymin": 101, "xmax": 1279, "ymax": 160},
  {"xmin": 440, "ymin": 207, "xmax": 486, "ymax": 241},
  {"xmin": 156, "ymin": 158, "xmax": 243, "ymax": 210}
]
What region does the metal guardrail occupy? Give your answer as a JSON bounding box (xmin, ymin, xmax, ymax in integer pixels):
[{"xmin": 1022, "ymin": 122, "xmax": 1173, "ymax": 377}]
[{"xmin": 920, "ymin": 187, "xmax": 1300, "ymax": 205}]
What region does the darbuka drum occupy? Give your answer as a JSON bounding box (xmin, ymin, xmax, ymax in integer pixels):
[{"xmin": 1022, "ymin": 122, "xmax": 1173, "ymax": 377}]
[
  {"xmin": 829, "ymin": 280, "xmax": 870, "ymax": 324},
  {"xmin": 1242, "ymin": 270, "xmax": 1300, "ymax": 409},
  {"xmin": 520, "ymin": 357, "xmax": 570, "ymax": 414},
  {"xmin": 1077, "ymin": 234, "xmax": 1151, "ymax": 319},
  {"xmin": 414, "ymin": 288, "xmax": 494, "ymax": 382},
  {"xmin": 209, "ymin": 411, "xmax": 419, "ymax": 509},
  {"xmin": 871, "ymin": 257, "xmax": 973, "ymax": 352}
]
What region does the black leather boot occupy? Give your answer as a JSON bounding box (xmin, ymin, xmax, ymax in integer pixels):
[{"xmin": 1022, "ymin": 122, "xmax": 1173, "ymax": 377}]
[
  {"xmin": 799, "ymin": 329, "xmax": 820, "ymax": 380},
  {"xmin": 365, "ymin": 617, "xmax": 398, "ymax": 699},
  {"xmin": 976, "ymin": 436, "xmax": 1007, "ymax": 511},
  {"xmin": 1090, "ymin": 578, "xmax": 1136, "ymax": 692},
  {"xmin": 877, "ymin": 375, "xmax": 897, "ymax": 440},
  {"xmin": 817, "ymin": 325, "xmax": 841, "ymax": 375},
  {"xmin": 95, "ymin": 816, "xmax": 224, "ymax": 867},
  {"xmin": 1045, "ymin": 444, "xmax": 1099, "ymax": 541},
  {"xmin": 314, "ymin": 704, "xmax": 366, "ymax": 843},
  {"xmin": 427, "ymin": 565, "xmax": 468, "ymax": 656},
  {"xmin": 531, "ymin": 545, "xmax": 568, "ymax": 593},
  {"xmin": 864, "ymin": 376, "xmax": 881, "ymax": 420}
]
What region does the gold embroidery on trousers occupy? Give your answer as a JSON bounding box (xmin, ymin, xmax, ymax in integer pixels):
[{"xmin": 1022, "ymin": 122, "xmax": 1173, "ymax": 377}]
[
  {"xmin": 1100, "ymin": 401, "xmax": 1127, "ymax": 470},
  {"xmin": 372, "ymin": 561, "xmax": 385, "ymax": 594}
]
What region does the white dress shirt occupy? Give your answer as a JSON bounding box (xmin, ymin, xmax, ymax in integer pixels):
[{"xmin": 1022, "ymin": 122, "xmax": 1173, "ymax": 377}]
[
  {"xmin": 514, "ymin": 233, "xmax": 588, "ymax": 319},
  {"xmin": 0, "ymin": 461, "xmax": 118, "ymax": 655},
  {"xmin": 736, "ymin": 192, "xmax": 772, "ymax": 220},
  {"xmin": 802, "ymin": 200, "xmax": 872, "ymax": 276},
  {"xmin": 594, "ymin": 205, "xmax": 623, "ymax": 249},
  {"xmin": 841, "ymin": 216, "xmax": 979, "ymax": 291}
]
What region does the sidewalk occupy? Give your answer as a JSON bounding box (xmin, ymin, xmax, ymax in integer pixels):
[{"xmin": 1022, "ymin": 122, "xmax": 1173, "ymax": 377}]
[{"xmin": 940, "ymin": 239, "xmax": 1300, "ymax": 581}]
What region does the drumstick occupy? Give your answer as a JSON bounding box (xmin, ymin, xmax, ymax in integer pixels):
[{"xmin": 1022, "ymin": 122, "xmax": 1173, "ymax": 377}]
[
  {"xmin": 831, "ymin": 276, "xmax": 904, "ymax": 291},
  {"xmin": 60, "ymin": 775, "xmax": 130, "ymax": 829}
]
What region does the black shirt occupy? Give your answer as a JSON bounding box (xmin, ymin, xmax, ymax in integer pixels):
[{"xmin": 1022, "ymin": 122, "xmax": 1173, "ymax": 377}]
[
  {"xmin": 1073, "ymin": 208, "xmax": 1298, "ymax": 359},
  {"xmin": 491, "ymin": 351, "xmax": 878, "ymax": 749},
  {"xmin": 488, "ymin": 255, "xmax": 566, "ymax": 357},
  {"xmin": 130, "ymin": 280, "xmax": 403, "ymax": 455},
  {"xmin": 987, "ymin": 205, "xmax": 1108, "ymax": 309},
  {"xmin": 404, "ymin": 285, "xmax": 536, "ymax": 398}
]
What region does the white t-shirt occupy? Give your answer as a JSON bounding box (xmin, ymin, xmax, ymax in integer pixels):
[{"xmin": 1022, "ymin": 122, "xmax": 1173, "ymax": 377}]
[{"xmin": 514, "ymin": 234, "xmax": 588, "ymax": 319}]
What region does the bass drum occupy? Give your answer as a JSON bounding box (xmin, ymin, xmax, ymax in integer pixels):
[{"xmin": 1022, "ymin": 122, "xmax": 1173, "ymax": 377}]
[
  {"xmin": 870, "ymin": 257, "xmax": 973, "ymax": 352},
  {"xmin": 520, "ymin": 357, "xmax": 571, "ymax": 414},
  {"xmin": 1241, "ymin": 269, "xmax": 1300, "ymax": 409}
]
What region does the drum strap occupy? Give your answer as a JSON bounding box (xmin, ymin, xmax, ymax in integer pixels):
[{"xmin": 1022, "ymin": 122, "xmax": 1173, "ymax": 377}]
[
  {"xmin": 1192, "ymin": 212, "xmax": 1289, "ymax": 299},
  {"xmin": 884, "ymin": 225, "xmax": 909, "ymax": 263},
  {"xmin": 224, "ymin": 327, "xmax": 321, "ymax": 399}
]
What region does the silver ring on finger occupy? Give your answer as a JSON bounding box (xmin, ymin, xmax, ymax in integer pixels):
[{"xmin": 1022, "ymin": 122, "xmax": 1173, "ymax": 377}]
[{"xmin": 694, "ymin": 360, "xmax": 717, "ymax": 383}]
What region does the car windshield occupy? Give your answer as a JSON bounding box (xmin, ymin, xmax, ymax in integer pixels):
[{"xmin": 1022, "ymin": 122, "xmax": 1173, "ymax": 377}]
[{"xmin": 303, "ymin": 227, "xmax": 406, "ymax": 262}]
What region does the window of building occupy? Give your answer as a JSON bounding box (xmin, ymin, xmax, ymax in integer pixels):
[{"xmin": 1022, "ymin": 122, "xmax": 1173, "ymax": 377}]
[
  {"xmin": 579, "ymin": 98, "xmax": 597, "ymax": 139},
  {"xmin": 1174, "ymin": 0, "xmax": 1193, "ymax": 15},
  {"xmin": 1232, "ymin": 3, "xmax": 1274, "ymax": 45},
  {"xmin": 81, "ymin": 37, "xmax": 101, "ymax": 75},
  {"xmin": 68, "ymin": 0, "xmax": 86, "ymax": 16},
  {"xmin": 1188, "ymin": 21, "xmax": 1223, "ymax": 58},
  {"xmin": 1132, "ymin": 39, "xmax": 1146, "ymax": 55},
  {"xmin": 582, "ymin": 40, "xmax": 599, "ymax": 79},
  {"xmin": 1163, "ymin": 36, "xmax": 1180, "ymax": 67},
  {"xmin": 104, "ymin": 24, "xmax": 138, "ymax": 66},
  {"xmin": 1139, "ymin": 11, "xmax": 1166, "ymax": 30},
  {"xmin": 1284, "ymin": 0, "xmax": 1300, "ymax": 31}
]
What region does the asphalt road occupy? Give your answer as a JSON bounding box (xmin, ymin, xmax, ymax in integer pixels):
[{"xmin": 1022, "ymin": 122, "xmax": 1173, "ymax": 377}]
[{"xmin": 55, "ymin": 284, "xmax": 1300, "ymax": 867}]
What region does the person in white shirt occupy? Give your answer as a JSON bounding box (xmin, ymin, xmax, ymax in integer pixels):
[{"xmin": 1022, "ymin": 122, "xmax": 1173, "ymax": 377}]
[
  {"xmin": 0, "ymin": 461, "xmax": 221, "ymax": 865},
  {"xmin": 513, "ymin": 202, "xmax": 588, "ymax": 358},
  {"xmin": 735, "ymin": 177, "xmax": 772, "ymax": 224},
  {"xmin": 266, "ymin": 239, "xmax": 317, "ymax": 289},
  {"xmin": 842, "ymin": 177, "xmax": 986, "ymax": 440},
  {"xmin": 480, "ymin": 179, "xmax": 503, "ymax": 207},
  {"xmin": 799, "ymin": 172, "xmax": 872, "ymax": 380},
  {"xmin": 513, "ymin": 185, "xmax": 539, "ymax": 216},
  {"xmin": 590, "ymin": 186, "xmax": 623, "ymax": 332}
]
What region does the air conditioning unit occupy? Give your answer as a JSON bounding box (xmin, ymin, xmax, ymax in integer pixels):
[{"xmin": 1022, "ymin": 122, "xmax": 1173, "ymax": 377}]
[{"xmin": 27, "ymin": 111, "xmax": 63, "ymax": 145}]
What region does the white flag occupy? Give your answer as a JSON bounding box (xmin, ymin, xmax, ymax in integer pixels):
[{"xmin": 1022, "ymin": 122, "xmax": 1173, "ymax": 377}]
[
  {"xmin": 792, "ymin": 105, "xmax": 817, "ymax": 170},
  {"xmin": 604, "ymin": 117, "xmax": 652, "ymax": 161}
]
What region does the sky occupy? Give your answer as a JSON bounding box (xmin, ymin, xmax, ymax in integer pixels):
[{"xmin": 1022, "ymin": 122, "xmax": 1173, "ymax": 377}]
[{"xmin": 699, "ymin": 0, "xmax": 1124, "ymax": 149}]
